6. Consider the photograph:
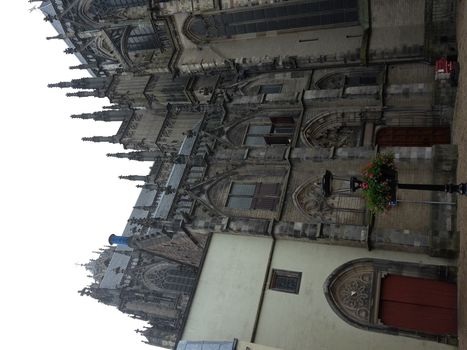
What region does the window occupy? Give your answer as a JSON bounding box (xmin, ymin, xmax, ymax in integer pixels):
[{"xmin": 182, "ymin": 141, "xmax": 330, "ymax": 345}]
[
  {"xmin": 270, "ymin": 269, "xmax": 302, "ymax": 294},
  {"xmin": 127, "ymin": 24, "xmax": 159, "ymax": 52},
  {"xmin": 259, "ymin": 84, "xmax": 283, "ymax": 94},
  {"xmin": 227, "ymin": 182, "xmax": 281, "ymax": 210},
  {"xmin": 162, "ymin": 268, "xmax": 197, "ymax": 294},
  {"xmin": 90, "ymin": 0, "xmax": 147, "ymax": 18},
  {"xmin": 244, "ymin": 117, "xmax": 295, "ymax": 146},
  {"xmin": 185, "ymin": 0, "xmax": 359, "ymax": 42},
  {"xmin": 346, "ymin": 75, "xmax": 378, "ymax": 86}
]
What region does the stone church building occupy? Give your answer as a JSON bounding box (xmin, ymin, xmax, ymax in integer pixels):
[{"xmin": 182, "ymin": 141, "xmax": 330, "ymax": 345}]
[{"xmin": 39, "ymin": 0, "xmax": 460, "ymax": 349}]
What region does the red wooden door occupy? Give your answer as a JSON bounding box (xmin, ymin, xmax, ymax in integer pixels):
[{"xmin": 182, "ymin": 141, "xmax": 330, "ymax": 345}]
[
  {"xmin": 376, "ymin": 127, "xmax": 450, "ymax": 146},
  {"xmin": 380, "ymin": 275, "xmax": 457, "ymax": 335}
]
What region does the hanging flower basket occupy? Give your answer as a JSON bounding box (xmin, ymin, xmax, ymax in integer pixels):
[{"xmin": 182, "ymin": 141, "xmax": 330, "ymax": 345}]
[{"xmin": 360, "ymin": 153, "xmax": 398, "ymax": 214}]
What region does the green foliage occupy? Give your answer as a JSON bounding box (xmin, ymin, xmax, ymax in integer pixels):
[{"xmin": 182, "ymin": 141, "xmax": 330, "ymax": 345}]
[{"xmin": 361, "ymin": 153, "xmax": 395, "ymax": 214}]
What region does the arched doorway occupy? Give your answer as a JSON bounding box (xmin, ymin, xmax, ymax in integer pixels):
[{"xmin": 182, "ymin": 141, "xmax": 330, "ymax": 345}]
[
  {"xmin": 375, "ymin": 127, "xmax": 450, "ymax": 147},
  {"xmin": 324, "ymin": 259, "xmax": 457, "ymax": 343}
]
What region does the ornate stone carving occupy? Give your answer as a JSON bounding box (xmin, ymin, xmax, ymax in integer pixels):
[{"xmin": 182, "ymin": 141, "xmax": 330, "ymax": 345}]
[
  {"xmin": 315, "ymin": 73, "xmax": 345, "ymax": 89},
  {"xmin": 326, "ymin": 264, "xmax": 376, "ymax": 326},
  {"xmin": 142, "ymin": 262, "xmax": 174, "ymax": 291},
  {"xmin": 293, "ymin": 177, "xmax": 365, "ymax": 224},
  {"xmin": 309, "ymin": 125, "xmax": 360, "ymax": 148},
  {"xmin": 302, "ymin": 112, "xmax": 361, "ymax": 148},
  {"xmin": 293, "ymin": 178, "xmax": 334, "ymax": 222},
  {"xmin": 335, "ymin": 272, "xmax": 373, "ymax": 322}
]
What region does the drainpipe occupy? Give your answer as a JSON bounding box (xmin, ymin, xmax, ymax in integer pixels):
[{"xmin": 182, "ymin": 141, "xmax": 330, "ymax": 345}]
[{"xmin": 250, "ymin": 219, "xmax": 276, "ymax": 343}]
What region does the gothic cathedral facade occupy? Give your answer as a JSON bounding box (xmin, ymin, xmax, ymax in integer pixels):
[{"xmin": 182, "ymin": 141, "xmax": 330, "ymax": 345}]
[{"xmin": 41, "ymin": 0, "xmax": 459, "ymax": 348}]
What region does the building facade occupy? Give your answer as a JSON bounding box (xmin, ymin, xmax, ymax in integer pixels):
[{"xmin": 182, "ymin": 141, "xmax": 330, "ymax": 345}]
[{"xmin": 40, "ymin": 0, "xmax": 460, "ymax": 348}]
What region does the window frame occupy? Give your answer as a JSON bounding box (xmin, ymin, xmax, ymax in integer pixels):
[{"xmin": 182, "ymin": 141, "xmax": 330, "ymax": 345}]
[
  {"xmin": 127, "ymin": 24, "xmax": 160, "ymax": 52},
  {"xmin": 269, "ymin": 269, "xmax": 302, "ymax": 294},
  {"xmin": 243, "ymin": 116, "xmax": 295, "ymax": 146},
  {"xmin": 258, "ymin": 84, "xmax": 283, "ymax": 94},
  {"xmin": 226, "ymin": 182, "xmax": 281, "ymax": 211}
]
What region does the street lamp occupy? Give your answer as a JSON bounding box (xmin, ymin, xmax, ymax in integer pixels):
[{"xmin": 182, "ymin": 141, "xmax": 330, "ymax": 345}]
[{"xmin": 321, "ymin": 170, "xmax": 466, "ymax": 200}]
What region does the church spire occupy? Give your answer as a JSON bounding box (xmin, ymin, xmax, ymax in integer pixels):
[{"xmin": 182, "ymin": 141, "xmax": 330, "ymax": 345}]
[
  {"xmin": 48, "ymin": 81, "xmax": 73, "ymax": 88},
  {"xmin": 82, "ymin": 136, "xmax": 119, "ymax": 144},
  {"xmin": 71, "ymin": 110, "xmax": 131, "ymax": 122},
  {"xmin": 49, "ymin": 77, "xmax": 109, "ymax": 90},
  {"xmin": 103, "ymin": 105, "xmax": 125, "ymax": 110},
  {"xmin": 107, "ymin": 151, "xmax": 163, "ymax": 161},
  {"xmin": 46, "ymin": 34, "xmax": 66, "ymax": 40},
  {"xmin": 66, "ymin": 91, "xmax": 99, "ymax": 97},
  {"xmin": 108, "ymin": 152, "xmax": 131, "ymax": 159},
  {"xmin": 119, "ymin": 175, "xmax": 148, "ymax": 182},
  {"xmin": 136, "ymin": 184, "xmax": 159, "ymax": 190},
  {"xmin": 70, "ymin": 64, "xmax": 96, "ymax": 70}
]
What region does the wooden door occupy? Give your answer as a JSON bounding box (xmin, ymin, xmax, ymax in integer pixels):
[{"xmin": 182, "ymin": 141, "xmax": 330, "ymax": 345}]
[
  {"xmin": 379, "ymin": 275, "xmax": 457, "ymax": 335},
  {"xmin": 376, "ymin": 127, "xmax": 450, "ymax": 146}
]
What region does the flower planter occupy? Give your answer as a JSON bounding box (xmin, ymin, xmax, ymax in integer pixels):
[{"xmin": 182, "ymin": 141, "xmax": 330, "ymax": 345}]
[{"xmin": 361, "ymin": 153, "xmax": 397, "ymax": 214}]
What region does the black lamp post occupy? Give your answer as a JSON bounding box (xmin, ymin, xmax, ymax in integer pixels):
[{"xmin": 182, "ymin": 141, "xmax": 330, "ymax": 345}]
[{"xmin": 321, "ymin": 170, "xmax": 466, "ymax": 199}]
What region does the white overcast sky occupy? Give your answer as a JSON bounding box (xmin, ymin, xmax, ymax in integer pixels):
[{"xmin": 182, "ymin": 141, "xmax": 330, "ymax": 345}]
[{"xmin": 0, "ymin": 2, "xmax": 162, "ymax": 349}]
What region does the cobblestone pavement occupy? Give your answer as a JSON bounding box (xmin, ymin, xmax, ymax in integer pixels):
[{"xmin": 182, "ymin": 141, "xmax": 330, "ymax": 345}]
[{"xmin": 453, "ymin": 0, "xmax": 467, "ymax": 348}]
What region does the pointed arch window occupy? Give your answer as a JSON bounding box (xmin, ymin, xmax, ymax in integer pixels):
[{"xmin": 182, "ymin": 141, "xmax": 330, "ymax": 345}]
[
  {"xmin": 143, "ymin": 263, "xmax": 197, "ymax": 294},
  {"xmin": 183, "ymin": 0, "xmax": 359, "ymax": 43}
]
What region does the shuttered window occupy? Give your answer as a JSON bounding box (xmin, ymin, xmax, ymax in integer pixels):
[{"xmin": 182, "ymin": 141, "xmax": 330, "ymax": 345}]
[
  {"xmin": 227, "ymin": 182, "xmax": 281, "ymax": 210},
  {"xmin": 244, "ymin": 117, "xmax": 295, "ymax": 146}
]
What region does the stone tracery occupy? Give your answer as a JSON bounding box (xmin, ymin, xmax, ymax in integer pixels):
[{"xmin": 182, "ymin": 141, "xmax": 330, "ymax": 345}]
[
  {"xmin": 302, "ymin": 112, "xmax": 363, "ymax": 148},
  {"xmin": 293, "ymin": 177, "xmax": 366, "ymax": 225},
  {"xmin": 333, "ymin": 270, "xmax": 373, "ymax": 323},
  {"xmin": 142, "ymin": 262, "xmax": 196, "ymax": 294},
  {"xmin": 293, "ymin": 178, "xmax": 334, "ymax": 222}
]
